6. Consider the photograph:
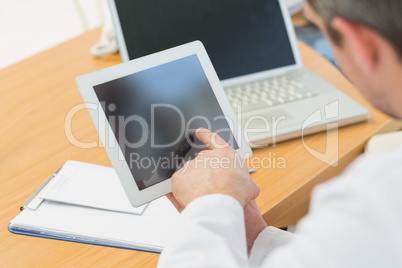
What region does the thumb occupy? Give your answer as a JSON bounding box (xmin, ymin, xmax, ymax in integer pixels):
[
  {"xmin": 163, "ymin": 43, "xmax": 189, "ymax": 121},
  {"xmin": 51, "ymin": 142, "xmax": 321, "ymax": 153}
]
[{"xmin": 249, "ymin": 180, "xmax": 260, "ymax": 201}]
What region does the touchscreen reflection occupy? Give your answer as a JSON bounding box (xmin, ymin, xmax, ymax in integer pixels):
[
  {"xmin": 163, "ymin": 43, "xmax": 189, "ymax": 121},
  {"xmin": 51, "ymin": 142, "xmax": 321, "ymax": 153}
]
[{"xmin": 94, "ymin": 54, "xmax": 238, "ymax": 190}]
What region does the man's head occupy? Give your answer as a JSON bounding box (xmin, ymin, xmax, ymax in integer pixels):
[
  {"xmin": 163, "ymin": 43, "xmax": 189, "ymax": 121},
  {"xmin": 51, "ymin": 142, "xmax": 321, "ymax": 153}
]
[{"xmin": 304, "ymin": 0, "xmax": 402, "ymax": 119}]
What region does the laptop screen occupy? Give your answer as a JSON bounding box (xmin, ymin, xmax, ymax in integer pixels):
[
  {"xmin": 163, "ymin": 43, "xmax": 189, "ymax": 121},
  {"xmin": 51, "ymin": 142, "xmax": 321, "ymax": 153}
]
[{"xmin": 113, "ymin": 0, "xmax": 296, "ymax": 81}]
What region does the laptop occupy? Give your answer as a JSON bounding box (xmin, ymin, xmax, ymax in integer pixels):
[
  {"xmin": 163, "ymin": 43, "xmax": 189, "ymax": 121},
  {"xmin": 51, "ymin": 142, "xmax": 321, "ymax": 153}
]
[{"xmin": 108, "ymin": 0, "xmax": 369, "ymax": 147}]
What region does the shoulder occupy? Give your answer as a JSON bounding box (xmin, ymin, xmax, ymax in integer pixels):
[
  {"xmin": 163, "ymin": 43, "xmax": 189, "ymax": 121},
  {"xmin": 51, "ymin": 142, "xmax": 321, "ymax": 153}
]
[
  {"xmin": 287, "ymin": 146, "xmax": 402, "ymax": 266},
  {"xmin": 308, "ymin": 145, "xmax": 402, "ymax": 222},
  {"xmin": 315, "ymin": 145, "xmax": 402, "ymax": 198}
]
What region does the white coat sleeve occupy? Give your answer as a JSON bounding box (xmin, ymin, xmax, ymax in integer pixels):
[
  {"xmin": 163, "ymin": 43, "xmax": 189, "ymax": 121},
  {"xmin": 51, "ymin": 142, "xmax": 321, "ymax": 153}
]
[
  {"xmin": 248, "ymin": 226, "xmax": 295, "ymax": 266},
  {"xmin": 159, "ymin": 146, "xmax": 402, "ymax": 268},
  {"xmin": 157, "ymin": 194, "xmax": 248, "ymax": 268}
]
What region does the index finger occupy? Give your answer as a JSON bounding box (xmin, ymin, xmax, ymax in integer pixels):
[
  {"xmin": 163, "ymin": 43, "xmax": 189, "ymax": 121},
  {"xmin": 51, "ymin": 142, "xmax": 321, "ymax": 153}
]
[{"xmin": 195, "ymin": 127, "xmax": 229, "ymax": 150}]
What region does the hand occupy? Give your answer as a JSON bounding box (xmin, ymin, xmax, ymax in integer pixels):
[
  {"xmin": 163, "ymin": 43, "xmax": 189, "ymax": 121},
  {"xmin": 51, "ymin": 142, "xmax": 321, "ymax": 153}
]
[
  {"xmin": 170, "ymin": 128, "xmax": 260, "ymax": 208},
  {"xmin": 166, "ymin": 192, "xmax": 184, "ymax": 213},
  {"xmin": 244, "ymin": 200, "xmax": 268, "ymax": 252}
]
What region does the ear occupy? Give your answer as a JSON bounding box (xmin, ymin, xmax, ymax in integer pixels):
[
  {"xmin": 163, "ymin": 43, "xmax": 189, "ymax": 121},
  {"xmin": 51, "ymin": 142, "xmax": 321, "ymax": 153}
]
[{"xmin": 331, "ymin": 17, "xmax": 379, "ymax": 73}]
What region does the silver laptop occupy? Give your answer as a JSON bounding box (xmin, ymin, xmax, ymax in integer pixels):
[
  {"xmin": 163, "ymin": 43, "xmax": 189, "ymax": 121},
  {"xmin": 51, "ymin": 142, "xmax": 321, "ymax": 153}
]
[{"xmin": 109, "ymin": 0, "xmax": 369, "ymax": 147}]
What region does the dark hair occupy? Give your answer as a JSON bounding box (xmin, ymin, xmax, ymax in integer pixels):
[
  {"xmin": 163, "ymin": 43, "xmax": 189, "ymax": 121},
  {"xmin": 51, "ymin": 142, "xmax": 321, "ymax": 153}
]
[{"xmin": 307, "ymin": 0, "xmax": 402, "ymax": 57}]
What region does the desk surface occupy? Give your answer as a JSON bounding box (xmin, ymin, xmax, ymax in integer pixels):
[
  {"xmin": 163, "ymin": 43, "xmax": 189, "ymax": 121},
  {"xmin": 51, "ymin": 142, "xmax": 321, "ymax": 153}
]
[{"xmin": 1, "ymin": 24, "xmax": 401, "ymax": 266}]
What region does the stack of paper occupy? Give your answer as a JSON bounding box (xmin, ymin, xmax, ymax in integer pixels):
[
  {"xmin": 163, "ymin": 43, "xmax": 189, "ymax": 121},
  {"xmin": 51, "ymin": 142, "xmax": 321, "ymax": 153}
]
[{"xmin": 8, "ymin": 161, "xmax": 180, "ymax": 253}]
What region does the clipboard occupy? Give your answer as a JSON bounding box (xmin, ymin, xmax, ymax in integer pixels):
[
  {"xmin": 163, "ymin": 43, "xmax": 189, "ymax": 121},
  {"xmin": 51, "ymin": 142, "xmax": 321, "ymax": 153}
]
[{"xmin": 8, "ymin": 161, "xmax": 180, "ymax": 253}]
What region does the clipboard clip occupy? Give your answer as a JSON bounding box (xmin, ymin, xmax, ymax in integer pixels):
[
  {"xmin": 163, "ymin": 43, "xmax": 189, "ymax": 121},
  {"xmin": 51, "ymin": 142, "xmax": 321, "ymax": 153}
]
[{"xmin": 20, "ymin": 174, "xmax": 56, "ymax": 211}]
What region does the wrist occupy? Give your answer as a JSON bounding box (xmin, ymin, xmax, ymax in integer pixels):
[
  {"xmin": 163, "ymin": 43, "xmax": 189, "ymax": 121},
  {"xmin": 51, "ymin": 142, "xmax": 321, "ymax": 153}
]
[
  {"xmin": 246, "ymin": 220, "xmax": 268, "ymax": 252},
  {"xmin": 244, "ymin": 200, "xmax": 268, "ymax": 252}
]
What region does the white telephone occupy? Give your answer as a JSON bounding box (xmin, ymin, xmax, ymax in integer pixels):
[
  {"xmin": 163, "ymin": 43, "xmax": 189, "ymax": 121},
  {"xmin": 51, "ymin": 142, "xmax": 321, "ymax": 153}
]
[{"xmin": 285, "ymin": 0, "xmax": 305, "ymax": 15}]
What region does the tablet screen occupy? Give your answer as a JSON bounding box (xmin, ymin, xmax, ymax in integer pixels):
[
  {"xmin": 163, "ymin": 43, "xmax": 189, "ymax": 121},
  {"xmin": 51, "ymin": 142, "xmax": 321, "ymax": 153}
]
[{"xmin": 94, "ymin": 54, "xmax": 239, "ymax": 190}]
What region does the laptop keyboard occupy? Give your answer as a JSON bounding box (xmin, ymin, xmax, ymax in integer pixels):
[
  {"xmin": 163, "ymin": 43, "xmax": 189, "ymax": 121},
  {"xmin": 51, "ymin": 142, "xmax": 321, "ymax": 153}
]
[{"xmin": 224, "ymin": 75, "xmax": 319, "ymax": 111}]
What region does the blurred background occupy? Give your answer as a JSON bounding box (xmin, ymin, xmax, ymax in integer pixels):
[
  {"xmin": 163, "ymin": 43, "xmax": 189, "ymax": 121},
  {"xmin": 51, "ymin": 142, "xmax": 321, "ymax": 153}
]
[
  {"xmin": 0, "ymin": 0, "xmax": 106, "ymax": 70},
  {"xmin": 1, "ymin": 0, "xmax": 337, "ymax": 71}
]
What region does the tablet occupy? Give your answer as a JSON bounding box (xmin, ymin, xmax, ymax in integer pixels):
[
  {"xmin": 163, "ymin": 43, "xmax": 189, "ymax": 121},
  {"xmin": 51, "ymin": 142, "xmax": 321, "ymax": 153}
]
[{"xmin": 76, "ymin": 41, "xmax": 252, "ymax": 207}]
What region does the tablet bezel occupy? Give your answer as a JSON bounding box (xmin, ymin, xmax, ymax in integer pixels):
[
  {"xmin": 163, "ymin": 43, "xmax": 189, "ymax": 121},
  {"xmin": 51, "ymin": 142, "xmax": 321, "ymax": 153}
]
[{"xmin": 76, "ymin": 41, "xmax": 252, "ymax": 207}]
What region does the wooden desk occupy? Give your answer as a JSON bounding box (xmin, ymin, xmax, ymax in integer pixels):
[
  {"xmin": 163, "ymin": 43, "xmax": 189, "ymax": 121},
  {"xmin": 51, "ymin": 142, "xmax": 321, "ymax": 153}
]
[{"xmin": 0, "ymin": 27, "xmax": 401, "ymax": 266}]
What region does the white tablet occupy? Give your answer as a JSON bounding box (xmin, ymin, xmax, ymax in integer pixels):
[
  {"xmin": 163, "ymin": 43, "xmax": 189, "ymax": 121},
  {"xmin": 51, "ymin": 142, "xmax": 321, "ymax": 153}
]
[{"xmin": 76, "ymin": 41, "xmax": 252, "ymax": 207}]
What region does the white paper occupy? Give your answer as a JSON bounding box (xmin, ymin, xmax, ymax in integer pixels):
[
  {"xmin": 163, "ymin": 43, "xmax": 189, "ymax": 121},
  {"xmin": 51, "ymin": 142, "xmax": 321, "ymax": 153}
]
[{"xmin": 38, "ymin": 161, "xmax": 147, "ymax": 215}]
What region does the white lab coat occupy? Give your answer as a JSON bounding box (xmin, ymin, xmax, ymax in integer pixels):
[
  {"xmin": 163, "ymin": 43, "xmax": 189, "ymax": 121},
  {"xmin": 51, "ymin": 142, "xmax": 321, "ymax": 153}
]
[{"xmin": 158, "ymin": 145, "xmax": 402, "ymax": 267}]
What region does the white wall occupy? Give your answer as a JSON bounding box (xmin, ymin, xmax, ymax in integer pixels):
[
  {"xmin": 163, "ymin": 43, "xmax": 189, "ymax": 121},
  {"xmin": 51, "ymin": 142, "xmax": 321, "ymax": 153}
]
[{"xmin": 0, "ymin": 0, "xmax": 105, "ymax": 70}]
